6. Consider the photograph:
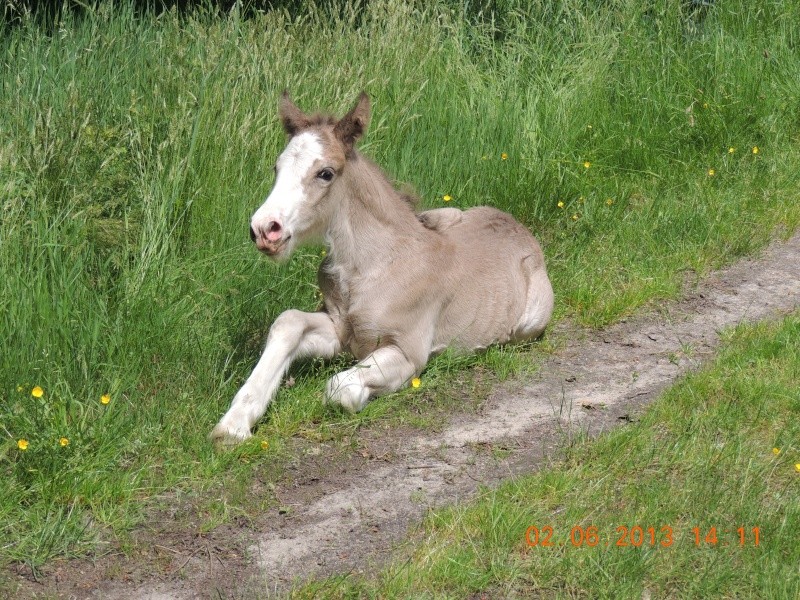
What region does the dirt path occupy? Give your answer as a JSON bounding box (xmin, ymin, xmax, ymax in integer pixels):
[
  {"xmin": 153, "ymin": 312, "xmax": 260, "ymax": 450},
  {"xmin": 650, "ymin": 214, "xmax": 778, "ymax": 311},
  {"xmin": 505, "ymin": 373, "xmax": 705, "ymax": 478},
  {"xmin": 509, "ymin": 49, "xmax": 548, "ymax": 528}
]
[{"xmin": 11, "ymin": 231, "xmax": 800, "ymax": 599}]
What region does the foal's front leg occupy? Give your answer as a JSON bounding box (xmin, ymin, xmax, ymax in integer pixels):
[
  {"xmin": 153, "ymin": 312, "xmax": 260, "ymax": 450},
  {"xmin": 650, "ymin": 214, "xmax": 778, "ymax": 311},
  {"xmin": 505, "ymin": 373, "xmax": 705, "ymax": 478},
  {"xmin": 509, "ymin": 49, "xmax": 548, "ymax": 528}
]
[
  {"xmin": 211, "ymin": 310, "xmax": 341, "ymax": 445},
  {"xmin": 324, "ymin": 345, "xmax": 419, "ymax": 413}
]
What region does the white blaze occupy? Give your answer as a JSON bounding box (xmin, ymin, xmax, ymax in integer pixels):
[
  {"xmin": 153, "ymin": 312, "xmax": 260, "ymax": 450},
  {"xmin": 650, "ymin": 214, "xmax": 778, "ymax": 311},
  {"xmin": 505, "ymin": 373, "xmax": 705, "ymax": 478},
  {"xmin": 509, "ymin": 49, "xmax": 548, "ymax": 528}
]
[{"xmin": 251, "ymin": 132, "xmax": 324, "ymax": 237}]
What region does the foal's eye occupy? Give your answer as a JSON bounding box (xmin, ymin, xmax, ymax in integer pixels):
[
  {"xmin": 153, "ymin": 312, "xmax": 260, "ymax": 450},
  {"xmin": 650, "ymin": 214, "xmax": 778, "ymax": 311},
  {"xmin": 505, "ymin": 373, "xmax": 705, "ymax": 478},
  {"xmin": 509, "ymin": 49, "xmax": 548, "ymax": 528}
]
[{"xmin": 317, "ymin": 168, "xmax": 335, "ymax": 182}]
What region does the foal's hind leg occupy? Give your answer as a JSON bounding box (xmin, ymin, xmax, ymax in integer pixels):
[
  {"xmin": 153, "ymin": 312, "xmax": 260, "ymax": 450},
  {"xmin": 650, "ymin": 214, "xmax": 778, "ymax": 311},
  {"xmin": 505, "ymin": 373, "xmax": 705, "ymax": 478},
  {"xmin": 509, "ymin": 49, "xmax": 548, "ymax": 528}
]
[
  {"xmin": 417, "ymin": 207, "xmax": 463, "ymax": 231},
  {"xmin": 512, "ymin": 259, "xmax": 555, "ymax": 341},
  {"xmin": 211, "ymin": 310, "xmax": 341, "ymax": 445},
  {"xmin": 324, "ymin": 345, "xmax": 418, "ymax": 413}
]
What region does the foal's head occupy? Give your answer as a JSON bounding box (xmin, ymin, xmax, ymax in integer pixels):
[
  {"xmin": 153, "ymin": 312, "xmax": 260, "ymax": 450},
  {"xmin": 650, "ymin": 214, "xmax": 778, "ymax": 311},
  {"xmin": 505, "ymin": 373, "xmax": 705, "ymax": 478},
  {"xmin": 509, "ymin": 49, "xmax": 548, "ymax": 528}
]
[{"xmin": 249, "ymin": 92, "xmax": 371, "ymax": 259}]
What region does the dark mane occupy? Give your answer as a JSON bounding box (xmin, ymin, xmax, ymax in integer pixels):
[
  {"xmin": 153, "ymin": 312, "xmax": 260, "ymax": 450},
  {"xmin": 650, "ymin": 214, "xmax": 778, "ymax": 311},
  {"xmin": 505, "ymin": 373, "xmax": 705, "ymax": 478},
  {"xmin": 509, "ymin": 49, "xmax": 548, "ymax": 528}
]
[{"xmin": 396, "ymin": 183, "xmax": 421, "ymax": 209}]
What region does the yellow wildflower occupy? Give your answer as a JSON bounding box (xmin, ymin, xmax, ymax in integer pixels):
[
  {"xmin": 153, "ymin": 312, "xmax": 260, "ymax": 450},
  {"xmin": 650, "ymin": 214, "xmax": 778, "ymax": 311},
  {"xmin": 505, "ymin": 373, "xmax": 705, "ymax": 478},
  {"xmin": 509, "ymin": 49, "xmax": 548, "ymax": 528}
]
[
  {"xmin": 752, "ymin": 146, "xmax": 759, "ymax": 154},
  {"xmin": 583, "ymin": 161, "xmax": 591, "ymax": 169},
  {"xmin": 100, "ymin": 394, "xmax": 111, "ymax": 405},
  {"xmin": 411, "ymin": 377, "xmax": 421, "ymax": 389},
  {"xmin": 60, "ymin": 437, "xmax": 70, "ymax": 447},
  {"xmin": 773, "ymin": 448, "xmax": 781, "ymax": 456},
  {"xmin": 587, "ymin": 124, "xmax": 593, "ymax": 130},
  {"xmin": 443, "ymin": 195, "xmax": 452, "ymax": 202},
  {"xmin": 557, "ymin": 201, "xmax": 564, "ymax": 209},
  {"xmin": 605, "ymin": 198, "xmax": 614, "ymax": 206},
  {"xmin": 796, "ymin": 464, "xmax": 800, "ymax": 473},
  {"xmin": 702, "ymin": 102, "xmax": 709, "ymax": 109},
  {"xmin": 501, "ymin": 153, "xmax": 508, "ymax": 161},
  {"xmin": 31, "ymin": 386, "xmax": 43, "ymax": 398},
  {"xmin": 320, "ymin": 249, "xmax": 327, "ymax": 257},
  {"xmin": 728, "ymin": 147, "xmax": 736, "ymax": 154},
  {"xmin": 572, "ymin": 214, "xmax": 579, "ymax": 221},
  {"xmin": 260, "ymin": 440, "xmax": 269, "ymax": 450},
  {"xmin": 17, "ymin": 439, "xmax": 29, "ymax": 451},
  {"xmin": 707, "ymin": 168, "xmax": 715, "ymax": 176},
  {"xmin": 17, "ymin": 385, "xmax": 23, "ymax": 393}
]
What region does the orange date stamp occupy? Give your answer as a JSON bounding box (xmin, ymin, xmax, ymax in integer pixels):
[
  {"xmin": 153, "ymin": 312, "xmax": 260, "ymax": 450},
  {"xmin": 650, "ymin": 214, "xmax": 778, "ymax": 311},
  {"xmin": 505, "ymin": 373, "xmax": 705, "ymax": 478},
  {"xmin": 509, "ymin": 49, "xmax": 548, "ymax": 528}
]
[{"xmin": 524, "ymin": 525, "xmax": 761, "ymax": 548}]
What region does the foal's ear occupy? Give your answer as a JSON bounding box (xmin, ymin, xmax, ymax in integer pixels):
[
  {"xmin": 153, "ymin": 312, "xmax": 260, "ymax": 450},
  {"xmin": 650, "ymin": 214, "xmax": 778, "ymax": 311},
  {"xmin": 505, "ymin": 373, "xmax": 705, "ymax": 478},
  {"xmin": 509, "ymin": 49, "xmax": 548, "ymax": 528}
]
[
  {"xmin": 279, "ymin": 91, "xmax": 310, "ymax": 137},
  {"xmin": 334, "ymin": 92, "xmax": 371, "ymax": 152}
]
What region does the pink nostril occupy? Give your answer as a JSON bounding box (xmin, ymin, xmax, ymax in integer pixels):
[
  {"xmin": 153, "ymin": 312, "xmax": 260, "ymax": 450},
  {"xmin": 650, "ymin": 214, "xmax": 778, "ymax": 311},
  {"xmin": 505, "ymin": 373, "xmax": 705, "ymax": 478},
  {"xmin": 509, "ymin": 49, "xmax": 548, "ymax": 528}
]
[{"xmin": 266, "ymin": 220, "xmax": 283, "ymax": 242}]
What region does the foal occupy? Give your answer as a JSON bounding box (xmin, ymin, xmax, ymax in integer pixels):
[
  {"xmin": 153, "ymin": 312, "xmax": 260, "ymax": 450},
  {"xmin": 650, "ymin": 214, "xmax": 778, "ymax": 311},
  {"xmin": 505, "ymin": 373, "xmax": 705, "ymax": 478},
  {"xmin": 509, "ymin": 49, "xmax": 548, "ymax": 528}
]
[{"xmin": 211, "ymin": 93, "xmax": 554, "ymax": 444}]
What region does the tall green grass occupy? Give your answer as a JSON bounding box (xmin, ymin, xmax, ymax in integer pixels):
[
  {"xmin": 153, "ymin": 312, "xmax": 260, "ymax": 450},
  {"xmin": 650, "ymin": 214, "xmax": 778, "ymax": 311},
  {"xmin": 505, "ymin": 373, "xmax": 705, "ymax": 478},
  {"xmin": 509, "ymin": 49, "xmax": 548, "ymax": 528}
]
[{"xmin": 1, "ymin": 0, "xmax": 799, "ymax": 568}]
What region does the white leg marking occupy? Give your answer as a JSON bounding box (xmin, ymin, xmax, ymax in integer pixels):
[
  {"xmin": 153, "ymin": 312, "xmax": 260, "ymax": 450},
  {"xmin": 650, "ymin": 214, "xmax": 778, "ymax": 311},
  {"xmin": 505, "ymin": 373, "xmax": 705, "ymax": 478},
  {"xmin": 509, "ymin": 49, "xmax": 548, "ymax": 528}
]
[
  {"xmin": 211, "ymin": 310, "xmax": 340, "ymax": 444},
  {"xmin": 325, "ymin": 346, "xmax": 417, "ymax": 413}
]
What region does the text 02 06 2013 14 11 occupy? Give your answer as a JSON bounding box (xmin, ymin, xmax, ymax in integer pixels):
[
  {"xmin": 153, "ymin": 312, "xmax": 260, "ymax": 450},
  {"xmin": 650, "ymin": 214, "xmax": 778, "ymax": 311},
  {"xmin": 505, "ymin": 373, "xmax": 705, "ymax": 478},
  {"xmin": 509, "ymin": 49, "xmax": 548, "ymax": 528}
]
[{"xmin": 524, "ymin": 525, "xmax": 761, "ymax": 548}]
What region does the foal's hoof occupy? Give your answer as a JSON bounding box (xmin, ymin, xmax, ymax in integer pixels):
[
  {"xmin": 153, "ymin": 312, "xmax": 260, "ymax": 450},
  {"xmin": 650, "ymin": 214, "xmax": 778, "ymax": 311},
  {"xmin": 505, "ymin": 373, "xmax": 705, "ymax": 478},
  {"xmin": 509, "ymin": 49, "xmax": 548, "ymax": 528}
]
[
  {"xmin": 324, "ymin": 375, "xmax": 370, "ymax": 413},
  {"xmin": 209, "ymin": 422, "xmax": 252, "ymax": 449}
]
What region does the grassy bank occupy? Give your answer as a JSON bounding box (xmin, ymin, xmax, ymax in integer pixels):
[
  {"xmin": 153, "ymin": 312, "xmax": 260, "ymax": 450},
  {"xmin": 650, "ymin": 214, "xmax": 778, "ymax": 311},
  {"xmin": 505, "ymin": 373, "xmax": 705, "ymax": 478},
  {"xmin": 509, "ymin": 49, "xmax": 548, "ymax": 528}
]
[
  {"xmin": 296, "ymin": 313, "xmax": 800, "ymax": 598},
  {"xmin": 1, "ymin": 0, "xmax": 799, "ymax": 568}
]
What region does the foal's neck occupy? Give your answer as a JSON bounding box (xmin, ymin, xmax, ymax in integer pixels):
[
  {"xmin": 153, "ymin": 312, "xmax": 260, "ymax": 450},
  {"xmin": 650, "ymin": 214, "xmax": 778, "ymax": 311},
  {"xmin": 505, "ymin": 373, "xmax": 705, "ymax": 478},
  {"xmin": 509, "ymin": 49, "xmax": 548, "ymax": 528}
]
[{"xmin": 325, "ymin": 153, "xmax": 423, "ymax": 273}]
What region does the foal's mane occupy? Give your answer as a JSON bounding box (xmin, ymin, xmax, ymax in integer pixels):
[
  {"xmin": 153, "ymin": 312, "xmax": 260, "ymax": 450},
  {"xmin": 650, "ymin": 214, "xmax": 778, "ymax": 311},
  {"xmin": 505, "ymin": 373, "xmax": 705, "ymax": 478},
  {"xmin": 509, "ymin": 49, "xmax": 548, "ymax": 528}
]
[
  {"xmin": 348, "ymin": 149, "xmax": 422, "ymax": 212},
  {"xmin": 397, "ymin": 187, "xmax": 421, "ymax": 210}
]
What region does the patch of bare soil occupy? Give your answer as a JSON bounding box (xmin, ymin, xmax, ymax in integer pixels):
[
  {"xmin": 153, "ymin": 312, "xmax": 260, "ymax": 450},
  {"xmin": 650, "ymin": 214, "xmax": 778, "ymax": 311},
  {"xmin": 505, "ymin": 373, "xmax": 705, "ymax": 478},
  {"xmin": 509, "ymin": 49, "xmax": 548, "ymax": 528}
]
[{"xmin": 9, "ymin": 231, "xmax": 800, "ymax": 599}]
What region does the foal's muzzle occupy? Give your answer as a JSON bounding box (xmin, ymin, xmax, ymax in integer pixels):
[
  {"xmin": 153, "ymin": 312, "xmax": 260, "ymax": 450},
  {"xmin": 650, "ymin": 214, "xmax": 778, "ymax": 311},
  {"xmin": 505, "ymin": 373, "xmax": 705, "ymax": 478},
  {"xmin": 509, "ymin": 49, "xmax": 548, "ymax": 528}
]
[{"xmin": 251, "ymin": 220, "xmax": 291, "ymax": 256}]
